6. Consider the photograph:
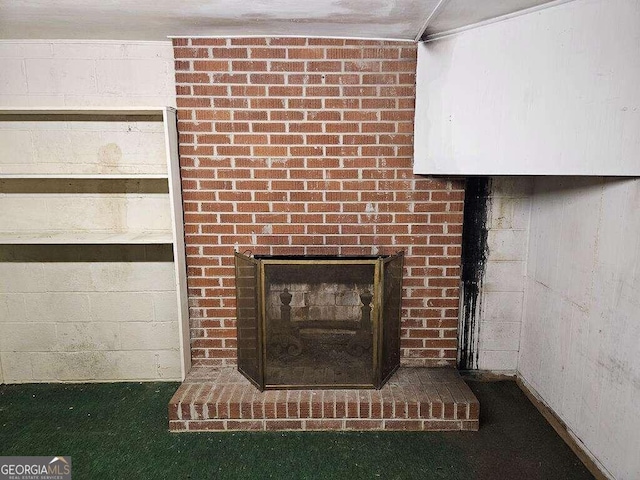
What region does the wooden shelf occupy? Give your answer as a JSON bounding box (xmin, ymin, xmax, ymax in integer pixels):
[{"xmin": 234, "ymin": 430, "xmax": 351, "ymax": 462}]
[
  {"xmin": 0, "ymin": 105, "xmax": 191, "ymax": 379},
  {"xmin": 0, "ymin": 107, "xmax": 172, "ymax": 117},
  {"xmin": 0, "ymin": 174, "xmax": 168, "ymax": 180},
  {"xmin": 0, "ymin": 231, "xmax": 173, "ymax": 245}
]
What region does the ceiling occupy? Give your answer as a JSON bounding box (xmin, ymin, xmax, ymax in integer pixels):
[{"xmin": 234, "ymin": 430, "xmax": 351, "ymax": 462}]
[{"xmin": 0, "ymin": 0, "xmax": 572, "ymax": 42}]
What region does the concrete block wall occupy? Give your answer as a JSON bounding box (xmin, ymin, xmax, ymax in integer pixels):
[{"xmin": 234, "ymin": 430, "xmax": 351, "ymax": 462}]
[
  {"xmin": 0, "ymin": 260, "xmax": 181, "ymax": 381},
  {"xmin": 0, "ymin": 193, "xmax": 171, "ymax": 236},
  {"xmin": 0, "ymin": 118, "xmax": 168, "ymax": 175},
  {"xmin": 0, "ymin": 40, "xmax": 181, "ymax": 383},
  {"xmin": 0, "ymin": 40, "xmax": 176, "ymax": 107},
  {"xmin": 519, "ymin": 177, "xmax": 640, "ymax": 479},
  {"xmin": 477, "ymin": 178, "xmax": 532, "ymax": 371}
]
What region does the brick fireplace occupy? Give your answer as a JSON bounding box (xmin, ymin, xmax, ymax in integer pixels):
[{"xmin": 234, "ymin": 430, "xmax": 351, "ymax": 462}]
[{"xmin": 168, "ymin": 37, "xmax": 476, "ymax": 431}]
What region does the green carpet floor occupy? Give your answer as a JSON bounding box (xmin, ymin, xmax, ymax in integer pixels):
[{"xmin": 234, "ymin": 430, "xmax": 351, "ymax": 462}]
[{"xmin": 0, "ymin": 379, "xmax": 593, "ymax": 479}]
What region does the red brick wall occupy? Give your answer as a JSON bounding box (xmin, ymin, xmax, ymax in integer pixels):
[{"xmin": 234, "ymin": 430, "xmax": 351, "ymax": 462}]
[{"xmin": 172, "ymin": 37, "xmax": 464, "ymax": 368}]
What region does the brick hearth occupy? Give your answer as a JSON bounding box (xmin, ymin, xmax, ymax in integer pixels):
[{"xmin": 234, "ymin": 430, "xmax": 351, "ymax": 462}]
[{"xmin": 169, "ymin": 367, "xmax": 479, "ymax": 432}]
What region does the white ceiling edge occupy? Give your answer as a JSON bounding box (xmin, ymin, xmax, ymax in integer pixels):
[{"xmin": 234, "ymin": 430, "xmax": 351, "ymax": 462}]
[
  {"xmin": 414, "ymin": 0, "xmax": 451, "ymax": 42},
  {"xmin": 166, "ymin": 34, "xmax": 414, "ymax": 42},
  {"xmin": 0, "ymin": 36, "xmax": 412, "ymax": 45},
  {"xmin": 0, "ymin": 0, "xmax": 581, "ymax": 43},
  {"xmin": 0, "ymin": 0, "xmax": 581, "ymax": 46},
  {"xmin": 422, "ymin": 0, "xmax": 579, "ymax": 42},
  {"xmin": 0, "ymin": 39, "xmax": 173, "ymax": 44},
  {"xmin": 0, "ymin": 0, "xmax": 435, "ymax": 42}
]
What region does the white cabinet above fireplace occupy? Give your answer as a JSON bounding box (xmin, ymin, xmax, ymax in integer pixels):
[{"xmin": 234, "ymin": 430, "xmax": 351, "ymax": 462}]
[{"xmin": 413, "ymin": 0, "xmax": 640, "ymax": 176}]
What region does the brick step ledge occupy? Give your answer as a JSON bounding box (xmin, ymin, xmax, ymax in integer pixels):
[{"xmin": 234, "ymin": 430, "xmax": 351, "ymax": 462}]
[{"xmin": 168, "ymin": 366, "xmax": 479, "ymax": 432}]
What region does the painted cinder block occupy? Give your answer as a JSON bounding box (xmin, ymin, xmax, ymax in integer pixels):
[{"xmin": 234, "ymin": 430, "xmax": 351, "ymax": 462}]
[
  {"xmin": 29, "ymin": 352, "xmax": 66, "ymax": 380},
  {"xmin": 0, "ymin": 263, "xmax": 45, "ymax": 293},
  {"xmin": 155, "ymin": 349, "xmax": 182, "ymax": 379},
  {"xmin": 29, "ymin": 350, "xmax": 181, "ymax": 381},
  {"xmin": 0, "ymin": 58, "xmax": 28, "ymax": 94},
  {"xmin": 510, "ymin": 197, "xmax": 532, "ymax": 230},
  {"xmin": 89, "ymin": 262, "xmax": 176, "ymax": 292},
  {"xmin": 488, "ymin": 195, "xmax": 516, "ymax": 230},
  {"xmin": 0, "ymin": 39, "xmax": 180, "ymax": 383},
  {"xmin": 478, "ymin": 321, "xmax": 521, "ymax": 352},
  {"xmin": 482, "ymin": 261, "xmax": 525, "ymax": 292},
  {"xmin": 66, "ymin": 94, "xmax": 176, "ymax": 108},
  {"xmin": 123, "ymin": 43, "xmax": 174, "ymax": 60},
  {"xmin": 42, "ymin": 263, "xmax": 96, "ymax": 292},
  {"xmin": 119, "ymin": 322, "xmax": 180, "ymax": 350},
  {"xmin": 0, "ymin": 352, "xmax": 34, "ymax": 382},
  {"xmin": 31, "ymin": 351, "xmax": 144, "ymax": 381},
  {"xmin": 97, "ymin": 59, "xmax": 171, "ymax": 96},
  {"xmin": 0, "ymin": 94, "xmax": 66, "ymax": 108},
  {"xmin": 152, "ymin": 291, "xmax": 179, "ymax": 323},
  {"xmin": 0, "ymin": 294, "xmax": 26, "ymax": 322},
  {"xmin": 0, "ymin": 261, "xmax": 180, "ymax": 382},
  {"xmin": 0, "ymin": 194, "xmax": 172, "ymax": 234},
  {"xmin": 481, "ymin": 291, "xmax": 524, "ymax": 323},
  {"xmin": 56, "ymin": 322, "xmax": 120, "ymax": 351},
  {"xmin": 31, "ymin": 128, "xmax": 141, "ymax": 166},
  {"xmin": 486, "ymin": 230, "xmax": 528, "ymax": 261},
  {"xmin": 89, "ymin": 292, "xmax": 156, "ymax": 323},
  {"xmin": 0, "ymin": 196, "xmax": 52, "ymax": 231},
  {"xmin": 25, "ymin": 58, "xmax": 97, "ymax": 95},
  {"xmin": 0, "ymin": 129, "xmax": 33, "ymax": 166},
  {"xmin": 100, "ymin": 350, "xmax": 171, "ymax": 380},
  {"xmin": 5, "ymin": 122, "xmax": 167, "ymax": 174},
  {"xmin": 52, "ymin": 42, "xmax": 126, "ymax": 60},
  {"xmin": 490, "ymin": 177, "xmax": 534, "ymax": 197},
  {"xmin": 481, "ymin": 174, "xmax": 532, "ymax": 376},
  {"xmin": 1, "ymin": 39, "xmax": 175, "ymax": 108},
  {"xmin": 38, "ymin": 350, "xmax": 181, "ymax": 381},
  {"xmin": 477, "ymin": 350, "xmax": 518, "ymax": 371},
  {"xmin": 0, "ymin": 42, "xmax": 52, "ymax": 59},
  {"xmin": 25, "ymin": 293, "xmax": 91, "ymax": 323},
  {"xmin": 0, "ymin": 323, "xmax": 57, "ymax": 352},
  {"xmin": 125, "ymin": 196, "xmax": 172, "ymax": 231}
]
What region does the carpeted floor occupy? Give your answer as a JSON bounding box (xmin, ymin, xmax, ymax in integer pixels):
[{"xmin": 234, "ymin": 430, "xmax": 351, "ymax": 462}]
[{"xmin": 0, "ymin": 378, "xmax": 594, "ymax": 479}]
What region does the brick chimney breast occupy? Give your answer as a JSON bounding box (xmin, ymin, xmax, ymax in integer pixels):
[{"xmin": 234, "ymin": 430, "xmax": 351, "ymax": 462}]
[{"xmin": 172, "ymin": 37, "xmax": 465, "ymax": 368}]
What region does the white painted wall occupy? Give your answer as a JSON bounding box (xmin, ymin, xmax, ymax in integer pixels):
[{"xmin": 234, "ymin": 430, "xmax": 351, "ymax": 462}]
[
  {"xmin": 519, "ymin": 177, "xmax": 640, "ymax": 480},
  {"xmin": 0, "ymin": 40, "xmax": 180, "ymax": 382},
  {"xmin": 476, "ymin": 178, "xmax": 532, "ymax": 372},
  {"xmin": 0, "ymin": 261, "xmax": 181, "ymax": 382},
  {"xmin": 0, "ymin": 117, "xmax": 168, "ymax": 175},
  {"xmin": 0, "ymin": 40, "xmax": 176, "ymax": 107},
  {"xmin": 414, "ymin": 0, "xmax": 640, "ymax": 175},
  {"xmin": 420, "ymin": 2, "xmax": 640, "ymax": 476},
  {"xmin": 0, "ymin": 192, "xmax": 171, "ymax": 237}
]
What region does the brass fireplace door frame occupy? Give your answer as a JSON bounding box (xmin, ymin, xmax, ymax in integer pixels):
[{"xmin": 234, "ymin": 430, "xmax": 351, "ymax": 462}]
[{"xmin": 234, "ymin": 252, "xmax": 404, "ymax": 390}]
